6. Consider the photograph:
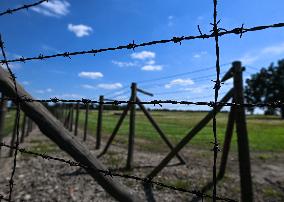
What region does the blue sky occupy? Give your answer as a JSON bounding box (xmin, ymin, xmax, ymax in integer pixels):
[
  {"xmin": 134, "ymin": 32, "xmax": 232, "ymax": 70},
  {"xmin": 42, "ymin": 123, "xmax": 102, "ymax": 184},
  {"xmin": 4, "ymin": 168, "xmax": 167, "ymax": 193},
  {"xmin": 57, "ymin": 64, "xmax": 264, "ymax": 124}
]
[{"xmin": 1, "ymin": 0, "xmax": 284, "ymax": 110}]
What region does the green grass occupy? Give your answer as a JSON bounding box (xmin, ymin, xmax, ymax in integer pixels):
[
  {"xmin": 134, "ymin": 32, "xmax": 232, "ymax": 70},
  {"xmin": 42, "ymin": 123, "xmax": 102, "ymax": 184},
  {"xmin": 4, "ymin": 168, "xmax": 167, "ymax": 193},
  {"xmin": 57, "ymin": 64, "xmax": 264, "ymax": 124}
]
[
  {"xmin": 2, "ymin": 110, "xmax": 25, "ymax": 137},
  {"xmin": 77, "ymin": 110, "xmax": 284, "ymax": 152}
]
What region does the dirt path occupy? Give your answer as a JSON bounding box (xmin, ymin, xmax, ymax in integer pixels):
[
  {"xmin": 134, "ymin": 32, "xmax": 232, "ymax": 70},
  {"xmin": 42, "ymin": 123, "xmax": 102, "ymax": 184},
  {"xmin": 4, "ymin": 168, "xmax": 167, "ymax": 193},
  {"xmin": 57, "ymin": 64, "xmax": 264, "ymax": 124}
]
[{"xmin": 0, "ymin": 129, "xmax": 283, "ymax": 201}]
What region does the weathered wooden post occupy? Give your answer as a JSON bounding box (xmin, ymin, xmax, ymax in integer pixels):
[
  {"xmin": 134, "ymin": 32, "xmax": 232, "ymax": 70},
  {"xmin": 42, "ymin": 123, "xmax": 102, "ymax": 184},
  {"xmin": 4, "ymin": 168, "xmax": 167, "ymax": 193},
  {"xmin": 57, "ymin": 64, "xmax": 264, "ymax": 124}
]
[
  {"xmin": 96, "ymin": 96, "xmax": 104, "ymax": 149},
  {"xmin": 0, "ymin": 66, "xmax": 139, "ymax": 202},
  {"xmin": 83, "ymin": 103, "xmax": 89, "ymax": 141},
  {"xmin": 0, "ymin": 93, "xmax": 7, "ymax": 154},
  {"xmin": 74, "ymin": 102, "xmax": 80, "ymax": 136},
  {"xmin": 126, "ymin": 83, "xmax": 137, "ymax": 170},
  {"xmin": 233, "ymin": 61, "xmax": 253, "ymax": 201},
  {"xmin": 20, "ymin": 113, "xmax": 27, "ymax": 143}
]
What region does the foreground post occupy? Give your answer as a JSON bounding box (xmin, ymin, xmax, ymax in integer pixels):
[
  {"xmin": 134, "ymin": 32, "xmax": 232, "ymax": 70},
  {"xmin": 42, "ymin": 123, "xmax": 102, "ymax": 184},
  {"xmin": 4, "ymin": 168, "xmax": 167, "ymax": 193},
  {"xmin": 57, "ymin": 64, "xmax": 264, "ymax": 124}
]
[
  {"xmin": 0, "ymin": 66, "xmax": 139, "ymax": 202},
  {"xmin": 96, "ymin": 96, "xmax": 104, "ymax": 149},
  {"xmin": 233, "ymin": 61, "xmax": 253, "ymax": 202},
  {"xmin": 126, "ymin": 83, "xmax": 137, "ymax": 170}
]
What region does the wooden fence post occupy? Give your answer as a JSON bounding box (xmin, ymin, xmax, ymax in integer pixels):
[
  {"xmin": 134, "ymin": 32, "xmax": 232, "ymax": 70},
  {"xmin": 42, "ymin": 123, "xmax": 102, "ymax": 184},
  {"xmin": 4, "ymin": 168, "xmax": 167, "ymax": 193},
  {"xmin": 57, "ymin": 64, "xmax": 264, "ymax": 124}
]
[
  {"xmin": 20, "ymin": 113, "xmax": 27, "ymax": 143},
  {"xmin": 83, "ymin": 103, "xmax": 89, "ymax": 141},
  {"xmin": 97, "ymin": 103, "xmax": 130, "ymax": 158},
  {"xmin": 74, "ymin": 102, "xmax": 80, "ymax": 136},
  {"xmin": 218, "ymin": 105, "xmax": 235, "ymax": 179},
  {"xmin": 0, "ymin": 93, "xmax": 7, "ymax": 154},
  {"xmin": 96, "ymin": 96, "xmax": 104, "ymax": 149},
  {"xmin": 233, "ymin": 61, "xmax": 253, "ymax": 202},
  {"xmin": 126, "ymin": 83, "xmax": 137, "ymax": 170},
  {"xmin": 69, "ymin": 104, "xmax": 74, "ymax": 131}
]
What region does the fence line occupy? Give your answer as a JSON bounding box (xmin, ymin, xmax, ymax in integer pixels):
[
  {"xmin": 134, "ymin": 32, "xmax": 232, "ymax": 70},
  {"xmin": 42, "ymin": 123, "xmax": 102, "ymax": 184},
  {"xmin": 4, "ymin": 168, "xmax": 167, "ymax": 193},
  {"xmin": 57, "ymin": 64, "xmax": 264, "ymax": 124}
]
[{"xmin": 0, "ymin": 0, "xmax": 284, "ymax": 201}]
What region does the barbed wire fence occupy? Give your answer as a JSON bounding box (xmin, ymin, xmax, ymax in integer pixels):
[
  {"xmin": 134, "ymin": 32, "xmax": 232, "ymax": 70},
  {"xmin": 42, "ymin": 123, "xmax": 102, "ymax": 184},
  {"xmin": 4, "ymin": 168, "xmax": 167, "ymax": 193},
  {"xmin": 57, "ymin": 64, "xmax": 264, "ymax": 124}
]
[{"xmin": 0, "ymin": 0, "xmax": 284, "ymax": 201}]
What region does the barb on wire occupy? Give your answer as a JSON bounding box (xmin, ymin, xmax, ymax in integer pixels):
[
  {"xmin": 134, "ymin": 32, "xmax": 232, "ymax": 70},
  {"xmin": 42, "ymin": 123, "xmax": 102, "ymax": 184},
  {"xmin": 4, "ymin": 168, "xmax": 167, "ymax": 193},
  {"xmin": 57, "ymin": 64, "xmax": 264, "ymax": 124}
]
[
  {"xmin": 0, "ymin": 0, "xmax": 48, "ymax": 17},
  {"xmin": 1, "ymin": 22, "xmax": 284, "ymax": 64},
  {"xmin": 0, "ymin": 34, "xmax": 22, "ymax": 201},
  {"xmin": 0, "ymin": 142, "xmax": 236, "ymax": 202},
  {"xmin": 2, "ymin": 97, "xmax": 284, "ymax": 108}
]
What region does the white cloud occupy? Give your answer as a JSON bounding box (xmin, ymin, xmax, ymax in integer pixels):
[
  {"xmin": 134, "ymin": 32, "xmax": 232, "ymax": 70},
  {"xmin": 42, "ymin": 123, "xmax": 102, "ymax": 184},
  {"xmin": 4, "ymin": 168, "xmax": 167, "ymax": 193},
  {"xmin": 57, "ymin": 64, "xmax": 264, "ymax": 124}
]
[
  {"xmin": 146, "ymin": 60, "xmax": 155, "ymax": 65},
  {"xmin": 141, "ymin": 65, "xmax": 163, "ymax": 71},
  {"xmin": 68, "ymin": 24, "xmax": 93, "ymax": 37},
  {"xmin": 168, "ymin": 15, "xmax": 174, "ymax": 26},
  {"xmin": 240, "ymin": 42, "xmax": 284, "ymax": 65},
  {"xmin": 78, "ymin": 71, "xmax": 103, "ymax": 79},
  {"xmin": 165, "ymin": 78, "xmax": 194, "ymax": 89},
  {"xmin": 46, "ymin": 88, "xmax": 53, "ymax": 92},
  {"xmin": 22, "ymin": 81, "xmax": 30, "ymax": 85},
  {"xmin": 262, "ymin": 43, "xmax": 284, "ymax": 55},
  {"xmin": 97, "ymin": 83, "xmax": 122, "ymax": 90},
  {"xmin": 112, "ymin": 60, "xmax": 137, "ymax": 67},
  {"xmin": 35, "ymin": 88, "xmax": 53, "ymax": 94},
  {"xmin": 240, "ymin": 53, "xmax": 259, "ymax": 65},
  {"xmin": 31, "ymin": 0, "xmax": 70, "ymax": 17},
  {"xmin": 81, "ymin": 84, "xmax": 96, "ymax": 89},
  {"xmin": 131, "ymin": 51, "xmax": 155, "ymax": 60},
  {"xmin": 55, "ymin": 93, "xmax": 83, "ymax": 99},
  {"xmin": 193, "ymin": 51, "xmax": 207, "ymax": 59},
  {"xmin": 9, "ymin": 63, "xmax": 22, "ymax": 70}
]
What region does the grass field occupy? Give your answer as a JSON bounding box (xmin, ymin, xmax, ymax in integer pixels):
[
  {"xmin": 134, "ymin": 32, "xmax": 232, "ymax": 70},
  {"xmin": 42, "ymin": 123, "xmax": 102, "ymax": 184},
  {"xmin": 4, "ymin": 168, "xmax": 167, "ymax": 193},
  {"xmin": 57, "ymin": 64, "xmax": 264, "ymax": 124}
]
[
  {"xmin": 77, "ymin": 109, "xmax": 284, "ymax": 152},
  {"xmin": 2, "ymin": 109, "xmax": 283, "ymax": 152}
]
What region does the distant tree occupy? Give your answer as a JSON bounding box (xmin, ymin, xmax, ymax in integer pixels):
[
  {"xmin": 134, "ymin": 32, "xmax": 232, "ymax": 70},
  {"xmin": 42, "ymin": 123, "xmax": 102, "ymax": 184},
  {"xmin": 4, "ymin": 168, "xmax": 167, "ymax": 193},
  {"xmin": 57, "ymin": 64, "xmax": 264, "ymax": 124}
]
[{"xmin": 244, "ymin": 59, "xmax": 284, "ymax": 118}]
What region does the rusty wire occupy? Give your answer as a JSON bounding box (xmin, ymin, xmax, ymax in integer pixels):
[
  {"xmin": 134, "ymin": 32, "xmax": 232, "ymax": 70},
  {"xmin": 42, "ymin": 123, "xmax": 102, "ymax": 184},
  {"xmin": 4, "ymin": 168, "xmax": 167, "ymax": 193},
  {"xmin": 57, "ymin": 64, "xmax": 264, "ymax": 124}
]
[
  {"xmin": 0, "ymin": 22, "xmax": 283, "ymax": 64},
  {"xmin": 0, "ymin": 35, "xmax": 21, "ymax": 201},
  {"xmin": 0, "ymin": 0, "xmax": 48, "ymax": 17}
]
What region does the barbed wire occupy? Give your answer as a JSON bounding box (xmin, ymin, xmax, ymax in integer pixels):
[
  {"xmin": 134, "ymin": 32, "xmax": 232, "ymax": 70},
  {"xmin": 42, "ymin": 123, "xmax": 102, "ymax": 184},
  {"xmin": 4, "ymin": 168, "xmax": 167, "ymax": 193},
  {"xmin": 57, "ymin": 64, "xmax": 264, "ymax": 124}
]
[
  {"xmin": 212, "ymin": 0, "xmax": 221, "ymax": 200},
  {"xmin": 0, "ymin": 0, "xmax": 48, "ymax": 17},
  {"xmin": 1, "ymin": 22, "xmax": 284, "ymax": 64},
  {"xmin": 0, "ymin": 34, "xmax": 22, "ymax": 202},
  {"xmin": 3, "ymin": 96, "xmax": 284, "ymax": 108},
  {"xmin": 0, "ymin": 142, "xmax": 236, "ymax": 202}
]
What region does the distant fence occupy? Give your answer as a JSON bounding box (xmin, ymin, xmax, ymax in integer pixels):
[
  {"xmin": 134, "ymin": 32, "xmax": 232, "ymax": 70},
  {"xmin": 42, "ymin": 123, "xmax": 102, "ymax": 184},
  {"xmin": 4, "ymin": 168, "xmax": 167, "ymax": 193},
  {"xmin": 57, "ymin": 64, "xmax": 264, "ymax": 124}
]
[{"xmin": 0, "ymin": 0, "xmax": 284, "ymax": 201}]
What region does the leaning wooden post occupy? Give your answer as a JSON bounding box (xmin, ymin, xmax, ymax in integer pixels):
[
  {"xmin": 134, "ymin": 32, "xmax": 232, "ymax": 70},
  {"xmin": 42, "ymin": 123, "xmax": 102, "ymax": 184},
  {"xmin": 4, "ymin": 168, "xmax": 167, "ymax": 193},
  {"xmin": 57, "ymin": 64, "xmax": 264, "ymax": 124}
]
[
  {"xmin": 0, "ymin": 93, "xmax": 7, "ymax": 154},
  {"xmin": 74, "ymin": 102, "xmax": 80, "ymax": 136},
  {"xmin": 96, "ymin": 96, "xmax": 104, "ymax": 149},
  {"xmin": 20, "ymin": 113, "xmax": 27, "ymax": 143},
  {"xmin": 137, "ymin": 97, "xmax": 186, "ymax": 164},
  {"xmin": 9, "ymin": 109, "xmax": 19, "ymax": 157},
  {"xmin": 233, "ymin": 61, "xmax": 253, "ymax": 202},
  {"xmin": 83, "ymin": 102, "xmax": 89, "ymax": 141},
  {"xmin": 218, "ymin": 105, "xmax": 235, "ymax": 179},
  {"xmin": 147, "ymin": 89, "xmax": 233, "ymax": 179},
  {"xmin": 126, "ymin": 83, "xmax": 137, "ymax": 170}
]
